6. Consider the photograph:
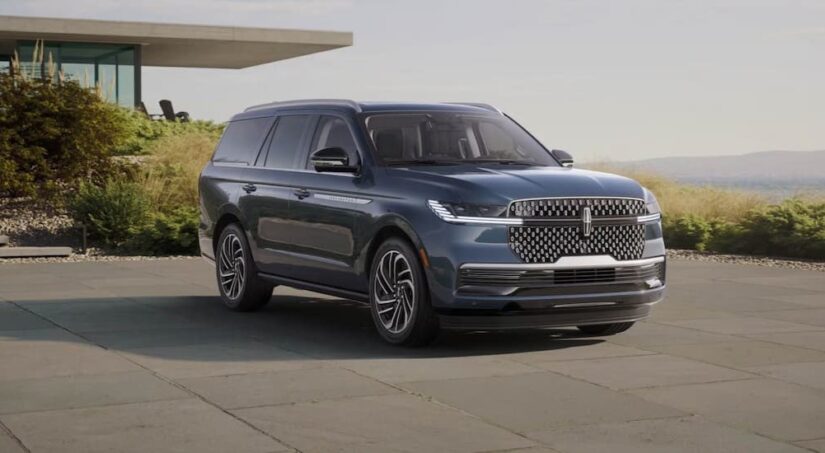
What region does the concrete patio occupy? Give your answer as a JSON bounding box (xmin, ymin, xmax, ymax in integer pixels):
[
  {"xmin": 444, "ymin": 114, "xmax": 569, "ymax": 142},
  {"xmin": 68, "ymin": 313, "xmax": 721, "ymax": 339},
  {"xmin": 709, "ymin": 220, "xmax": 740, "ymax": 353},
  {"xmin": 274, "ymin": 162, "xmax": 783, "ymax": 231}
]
[{"xmin": 0, "ymin": 258, "xmax": 824, "ymax": 452}]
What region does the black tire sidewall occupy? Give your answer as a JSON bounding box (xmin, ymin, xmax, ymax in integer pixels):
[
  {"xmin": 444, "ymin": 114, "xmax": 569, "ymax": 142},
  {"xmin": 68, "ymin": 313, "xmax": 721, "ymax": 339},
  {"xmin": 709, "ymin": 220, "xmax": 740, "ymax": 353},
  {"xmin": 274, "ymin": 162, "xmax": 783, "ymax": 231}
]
[
  {"xmin": 369, "ymin": 238, "xmax": 432, "ymax": 345},
  {"xmin": 216, "ymin": 223, "xmax": 268, "ymax": 310}
]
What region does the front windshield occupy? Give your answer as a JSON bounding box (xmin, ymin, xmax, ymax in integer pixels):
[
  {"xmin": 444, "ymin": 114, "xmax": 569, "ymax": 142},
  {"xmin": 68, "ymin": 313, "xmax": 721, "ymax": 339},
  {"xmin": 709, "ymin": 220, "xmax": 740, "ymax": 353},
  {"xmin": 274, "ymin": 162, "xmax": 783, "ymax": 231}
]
[{"xmin": 364, "ymin": 112, "xmax": 559, "ymax": 167}]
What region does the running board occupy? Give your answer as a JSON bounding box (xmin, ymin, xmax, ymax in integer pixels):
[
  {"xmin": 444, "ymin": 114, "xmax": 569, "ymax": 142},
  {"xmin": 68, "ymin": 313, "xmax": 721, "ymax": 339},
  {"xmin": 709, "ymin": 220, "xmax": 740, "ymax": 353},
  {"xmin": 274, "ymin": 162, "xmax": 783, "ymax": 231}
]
[{"xmin": 257, "ymin": 272, "xmax": 369, "ymax": 303}]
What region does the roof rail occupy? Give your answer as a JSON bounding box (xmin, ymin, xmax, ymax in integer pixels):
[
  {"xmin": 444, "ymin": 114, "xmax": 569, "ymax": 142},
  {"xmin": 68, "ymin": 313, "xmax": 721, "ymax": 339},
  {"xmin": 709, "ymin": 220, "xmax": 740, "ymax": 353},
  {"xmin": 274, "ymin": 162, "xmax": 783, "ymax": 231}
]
[
  {"xmin": 447, "ymin": 102, "xmax": 503, "ymax": 114},
  {"xmin": 244, "ymin": 99, "xmax": 362, "ymax": 112}
]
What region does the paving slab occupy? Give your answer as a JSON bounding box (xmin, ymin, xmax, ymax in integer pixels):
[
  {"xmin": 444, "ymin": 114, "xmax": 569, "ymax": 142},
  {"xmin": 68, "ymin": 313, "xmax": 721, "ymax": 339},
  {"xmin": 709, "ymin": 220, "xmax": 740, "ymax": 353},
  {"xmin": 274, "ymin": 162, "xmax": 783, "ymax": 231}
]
[
  {"xmin": 647, "ymin": 340, "xmax": 825, "ymax": 368},
  {"xmin": 336, "ymin": 355, "xmax": 539, "ymax": 383},
  {"xmin": 748, "ymin": 308, "xmax": 825, "ymax": 328},
  {"xmin": 402, "ymin": 372, "xmax": 684, "ymax": 432},
  {"xmin": 0, "ymin": 302, "xmax": 54, "ymax": 331},
  {"xmin": 21, "ymin": 298, "xmax": 204, "ymax": 333},
  {"xmin": 536, "ymin": 354, "xmax": 754, "ymax": 390},
  {"xmin": 605, "ymin": 322, "xmax": 747, "ymax": 348},
  {"xmin": 658, "ymin": 316, "xmax": 819, "ymax": 335},
  {"xmin": 631, "ymin": 378, "xmax": 825, "ymax": 441},
  {"xmin": 233, "ymin": 393, "xmax": 536, "ymax": 453},
  {"xmin": 747, "ymin": 361, "xmax": 825, "ymax": 391},
  {"xmin": 178, "ymin": 367, "xmax": 397, "ymax": 409},
  {"xmin": 0, "ymin": 371, "xmax": 190, "ymax": 415},
  {"xmin": 0, "ymin": 246, "xmax": 72, "ymax": 258},
  {"xmin": 0, "ymin": 428, "xmax": 25, "ymax": 453},
  {"xmin": 508, "ymin": 339, "xmax": 656, "ymax": 364},
  {"xmin": 120, "ymin": 340, "xmax": 316, "ymax": 379},
  {"xmin": 746, "ymin": 330, "xmax": 825, "ymax": 352},
  {"xmin": 81, "ymin": 326, "xmax": 260, "ymax": 350},
  {"xmin": 0, "ymin": 329, "xmax": 139, "ymax": 381},
  {"xmin": 527, "ymin": 416, "xmax": 809, "ymax": 453},
  {"xmin": 795, "ymin": 438, "xmax": 825, "ymax": 452},
  {"xmin": 1, "ymin": 398, "xmax": 287, "ymax": 453}
]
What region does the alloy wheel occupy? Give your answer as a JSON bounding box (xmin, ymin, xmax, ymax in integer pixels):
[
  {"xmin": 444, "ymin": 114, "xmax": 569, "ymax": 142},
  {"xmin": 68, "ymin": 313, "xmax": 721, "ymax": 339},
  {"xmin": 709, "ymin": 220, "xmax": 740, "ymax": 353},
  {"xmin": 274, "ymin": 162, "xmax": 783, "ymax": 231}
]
[
  {"xmin": 219, "ymin": 233, "xmax": 245, "ymax": 300},
  {"xmin": 373, "ymin": 250, "xmax": 416, "ymax": 334}
]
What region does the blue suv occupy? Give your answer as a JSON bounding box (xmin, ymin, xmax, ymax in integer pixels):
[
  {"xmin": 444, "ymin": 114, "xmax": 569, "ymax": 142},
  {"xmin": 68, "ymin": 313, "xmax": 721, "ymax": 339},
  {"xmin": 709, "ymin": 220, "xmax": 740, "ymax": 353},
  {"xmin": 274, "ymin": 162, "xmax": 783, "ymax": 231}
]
[{"xmin": 199, "ymin": 100, "xmax": 666, "ymax": 345}]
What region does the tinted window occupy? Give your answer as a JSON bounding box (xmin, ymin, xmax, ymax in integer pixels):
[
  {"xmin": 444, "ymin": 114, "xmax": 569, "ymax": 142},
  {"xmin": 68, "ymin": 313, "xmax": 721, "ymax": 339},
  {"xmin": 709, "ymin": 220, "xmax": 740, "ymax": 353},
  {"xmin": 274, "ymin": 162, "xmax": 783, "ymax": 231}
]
[
  {"xmin": 264, "ymin": 115, "xmax": 312, "ymax": 169},
  {"xmin": 308, "ymin": 116, "xmax": 358, "ymax": 168},
  {"xmin": 365, "ymin": 112, "xmax": 557, "ymax": 166},
  {"xmin": 212, "ymin": 117, "xmax": 273, "ymax": 165}
]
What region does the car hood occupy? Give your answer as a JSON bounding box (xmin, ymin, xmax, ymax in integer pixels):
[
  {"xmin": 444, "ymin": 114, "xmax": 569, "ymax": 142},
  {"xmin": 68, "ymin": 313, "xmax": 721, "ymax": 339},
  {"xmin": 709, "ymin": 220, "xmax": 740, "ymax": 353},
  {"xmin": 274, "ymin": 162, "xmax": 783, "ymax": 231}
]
[{"xmin": 384, "ymin": 165, "xmax": 646, "ymax": 203}]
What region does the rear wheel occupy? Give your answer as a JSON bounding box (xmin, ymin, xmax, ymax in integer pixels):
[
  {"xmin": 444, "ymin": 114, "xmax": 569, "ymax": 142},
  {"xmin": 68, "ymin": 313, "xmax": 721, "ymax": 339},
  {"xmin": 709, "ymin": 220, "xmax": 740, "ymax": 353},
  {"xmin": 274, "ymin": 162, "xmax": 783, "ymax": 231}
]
[
  {"xmin": 369, "ymin": 238, "xmax": 439, "ymax": 346},
  {"xmin": 577, "ymin": 322, "xmax": 635, "ymax": 336},
  {"xmin": 216, "ymin": 224, "xmax": 273, "ymax": 311}
]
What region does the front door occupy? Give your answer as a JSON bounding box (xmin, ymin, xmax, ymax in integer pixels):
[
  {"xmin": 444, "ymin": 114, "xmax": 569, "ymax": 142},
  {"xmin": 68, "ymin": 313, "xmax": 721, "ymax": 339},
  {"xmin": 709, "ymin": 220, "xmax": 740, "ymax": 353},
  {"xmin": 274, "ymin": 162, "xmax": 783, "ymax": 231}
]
[{"xmin": 284, "ymin": 115, "xmax": 369, "ymax": 292}]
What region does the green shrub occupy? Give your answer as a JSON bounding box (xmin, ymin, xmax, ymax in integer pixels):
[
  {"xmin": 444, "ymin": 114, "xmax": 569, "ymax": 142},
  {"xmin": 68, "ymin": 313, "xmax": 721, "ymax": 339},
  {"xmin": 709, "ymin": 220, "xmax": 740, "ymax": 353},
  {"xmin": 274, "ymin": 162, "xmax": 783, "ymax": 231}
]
[
  {"xmin": 140, "ymin": 131, "xmax": 219, "ymax": 210},
  {"xmin": 737, "ymin": 199, "xmax": 825, "ymax": 259},
  {"xmin": 663, "ymin": 214, "xmax": 713, "ymax": 251},
  {"xmin": 111, "ymin": 109, "xmax": 223, "ymax": 156},
  {"xmin": 0, "ymin": 72, "xmax": 129, "ymax": 198},
  {"xmin": 69, "ymin": 179, "xmax": 150, "ymax": 247},
  {"xmin": 124, "ymin": 206, "xmax": 200, "ymax": 256}
]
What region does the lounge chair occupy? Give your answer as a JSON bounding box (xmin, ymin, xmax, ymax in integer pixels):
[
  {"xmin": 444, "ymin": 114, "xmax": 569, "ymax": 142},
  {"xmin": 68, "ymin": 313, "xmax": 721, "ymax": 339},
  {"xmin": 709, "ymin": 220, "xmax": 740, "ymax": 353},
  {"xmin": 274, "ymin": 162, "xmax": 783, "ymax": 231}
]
[{"xmin": 159, "ymin": 99, "xmax": 191, "ymax": 122}]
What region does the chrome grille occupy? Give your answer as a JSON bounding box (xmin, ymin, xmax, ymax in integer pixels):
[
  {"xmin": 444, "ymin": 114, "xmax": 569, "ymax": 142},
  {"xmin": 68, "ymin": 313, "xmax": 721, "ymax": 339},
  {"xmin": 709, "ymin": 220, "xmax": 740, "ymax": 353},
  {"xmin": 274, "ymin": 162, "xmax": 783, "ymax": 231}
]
[
  {"xmin": 509, "ymin": 197, "xmax": 646, "ymax": 218},
  {"xmin": 507, "ymin": 197, "xmax": 647, "ymax": 263},
  {"xmin": 459, "ymin": 262, "xmax": 663, "ymax": 287}
]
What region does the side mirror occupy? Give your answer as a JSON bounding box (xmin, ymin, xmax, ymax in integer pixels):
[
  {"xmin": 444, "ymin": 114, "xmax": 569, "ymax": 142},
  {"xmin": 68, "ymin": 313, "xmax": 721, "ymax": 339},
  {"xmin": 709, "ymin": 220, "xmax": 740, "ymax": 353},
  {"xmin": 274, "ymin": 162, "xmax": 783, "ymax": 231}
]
[
  {"xmin": 310, "ymin": 147, "xmax": 359, "ymax": 173},
  {"xmin": 551, "ymin": 149, "xmax": 574, "ymax": 167}
]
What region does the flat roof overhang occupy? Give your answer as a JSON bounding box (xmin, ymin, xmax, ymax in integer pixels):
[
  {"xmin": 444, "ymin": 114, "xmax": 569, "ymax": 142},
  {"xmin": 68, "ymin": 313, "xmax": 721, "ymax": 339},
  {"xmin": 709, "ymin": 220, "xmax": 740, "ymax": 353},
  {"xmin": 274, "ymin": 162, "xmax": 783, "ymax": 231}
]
[{"xmin": 0, "ymin": 15, "xmax": 352, "ymax": 68}]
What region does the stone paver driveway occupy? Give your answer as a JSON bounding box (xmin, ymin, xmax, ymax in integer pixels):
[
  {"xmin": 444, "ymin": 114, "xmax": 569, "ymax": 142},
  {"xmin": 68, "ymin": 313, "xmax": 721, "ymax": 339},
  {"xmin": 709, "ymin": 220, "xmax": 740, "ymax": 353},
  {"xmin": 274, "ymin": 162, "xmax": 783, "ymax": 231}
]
[{"xmin": 1, "ymin": 259, "xmax": 824, "ymax": 452}]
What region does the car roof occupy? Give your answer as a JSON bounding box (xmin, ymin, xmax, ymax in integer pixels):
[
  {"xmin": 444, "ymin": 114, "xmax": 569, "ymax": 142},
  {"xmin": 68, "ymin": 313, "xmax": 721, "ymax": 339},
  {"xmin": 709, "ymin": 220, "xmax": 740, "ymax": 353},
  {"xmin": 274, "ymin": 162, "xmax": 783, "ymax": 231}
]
[{"xmin": 230, "ymin": 99, "xmax": 501, "ymax": 121}]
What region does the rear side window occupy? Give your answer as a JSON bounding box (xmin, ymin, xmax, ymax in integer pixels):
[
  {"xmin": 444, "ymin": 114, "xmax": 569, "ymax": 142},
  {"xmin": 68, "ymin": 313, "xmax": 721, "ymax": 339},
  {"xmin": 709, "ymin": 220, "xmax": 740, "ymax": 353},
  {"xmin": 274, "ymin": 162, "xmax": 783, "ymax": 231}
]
[
  {"xmin": 264, "ymin": 115, "xmax": 313, "ymax": 169},
  {"xmin": 212, "ymin": 117, "xmax": 273, "ymax": 165}
]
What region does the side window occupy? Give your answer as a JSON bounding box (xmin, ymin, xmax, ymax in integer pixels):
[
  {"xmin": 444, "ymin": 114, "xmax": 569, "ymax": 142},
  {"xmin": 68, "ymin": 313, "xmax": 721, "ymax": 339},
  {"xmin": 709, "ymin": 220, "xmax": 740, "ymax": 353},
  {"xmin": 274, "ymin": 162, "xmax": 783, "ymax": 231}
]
[
  {"xmin": 264, "ymin": 115, "xmax": 312, "ymax": 169},
  {"xmin": 212, "ymin": 117, "xmax": 273, "ymax": 165},
  {"xmin": 308, "ymin": 116, "xmax": 358, "ymax": 168}
]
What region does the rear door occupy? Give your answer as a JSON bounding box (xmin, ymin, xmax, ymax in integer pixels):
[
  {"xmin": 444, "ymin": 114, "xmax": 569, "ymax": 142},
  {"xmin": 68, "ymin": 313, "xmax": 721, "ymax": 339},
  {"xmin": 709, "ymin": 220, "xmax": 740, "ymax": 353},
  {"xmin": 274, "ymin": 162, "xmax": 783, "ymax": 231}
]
[{"xmin": 240, "ymin": 113, "xmax": 316, "ymax": 277}]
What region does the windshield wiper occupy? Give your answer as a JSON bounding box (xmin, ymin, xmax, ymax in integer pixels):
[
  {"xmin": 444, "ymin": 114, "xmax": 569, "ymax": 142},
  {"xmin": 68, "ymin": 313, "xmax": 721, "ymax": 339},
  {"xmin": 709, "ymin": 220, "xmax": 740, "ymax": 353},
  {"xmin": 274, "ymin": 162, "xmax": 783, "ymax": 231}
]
[
  {"xmin": 470, "ymin": 159, "xmax": 536, "ymax": 166},
  {"xmin": 386, "ymin": 159, "xmax": 461, "ymax": 166}
]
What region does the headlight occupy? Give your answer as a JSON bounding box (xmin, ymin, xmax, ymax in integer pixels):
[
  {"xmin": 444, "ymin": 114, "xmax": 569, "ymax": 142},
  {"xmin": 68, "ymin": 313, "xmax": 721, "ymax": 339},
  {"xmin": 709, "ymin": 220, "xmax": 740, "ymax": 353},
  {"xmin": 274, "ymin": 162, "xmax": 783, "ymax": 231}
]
[
  {"xmin": 427, "ymin": 200, "xmax": 522, "ymax": 225},
  {"xmin": 643, "ymin": 188, "xmax": 661, "ymax": 215}
]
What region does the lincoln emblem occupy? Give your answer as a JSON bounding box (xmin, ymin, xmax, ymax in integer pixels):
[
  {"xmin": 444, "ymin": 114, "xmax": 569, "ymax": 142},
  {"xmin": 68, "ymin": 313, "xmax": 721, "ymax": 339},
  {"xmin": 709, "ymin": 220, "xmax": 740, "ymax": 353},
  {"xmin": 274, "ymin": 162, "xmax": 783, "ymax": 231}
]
[{"xmin": 581, "ymin": 206, "xmax": 592, "ymax": 238}]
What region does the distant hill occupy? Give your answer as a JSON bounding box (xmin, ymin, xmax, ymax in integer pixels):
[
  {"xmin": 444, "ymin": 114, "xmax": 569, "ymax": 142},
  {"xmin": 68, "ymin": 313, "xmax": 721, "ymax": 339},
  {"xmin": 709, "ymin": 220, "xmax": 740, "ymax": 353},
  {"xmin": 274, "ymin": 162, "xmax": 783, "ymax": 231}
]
[{"xmin": 605, "ymin": 150, "xmax": 825, "ymax": 195}]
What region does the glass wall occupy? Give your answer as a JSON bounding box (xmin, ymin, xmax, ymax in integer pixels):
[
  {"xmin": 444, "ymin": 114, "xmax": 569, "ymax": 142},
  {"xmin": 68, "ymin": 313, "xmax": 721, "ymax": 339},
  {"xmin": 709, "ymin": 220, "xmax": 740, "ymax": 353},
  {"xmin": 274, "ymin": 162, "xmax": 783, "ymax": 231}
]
[
  {"xmin": 0, "ymin": 55, "xmax": 9, "ymax": 74},
  {"xmin": 16, "ymin": 41, "xmax": 139, "ymax": 108}
]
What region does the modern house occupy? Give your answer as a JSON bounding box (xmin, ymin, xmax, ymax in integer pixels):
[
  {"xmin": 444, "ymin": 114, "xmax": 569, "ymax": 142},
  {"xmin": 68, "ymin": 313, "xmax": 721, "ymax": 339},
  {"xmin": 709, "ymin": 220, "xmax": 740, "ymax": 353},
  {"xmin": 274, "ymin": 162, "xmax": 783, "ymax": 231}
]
[{"xmin": 0, "ymin": 15, "xmax": 352, "ymax": 108}]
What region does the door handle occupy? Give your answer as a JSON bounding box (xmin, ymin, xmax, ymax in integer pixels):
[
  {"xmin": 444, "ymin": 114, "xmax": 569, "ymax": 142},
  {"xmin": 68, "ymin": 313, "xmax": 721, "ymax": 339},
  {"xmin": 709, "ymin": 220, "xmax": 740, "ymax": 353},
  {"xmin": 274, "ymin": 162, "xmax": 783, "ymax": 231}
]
[
  {"xmin": 293, "ymin": 188, "xmax": 310, "ymax": 200},
  {"xmin": 242, "ymin": 184, "xmax": 257, "ymax": 193}
]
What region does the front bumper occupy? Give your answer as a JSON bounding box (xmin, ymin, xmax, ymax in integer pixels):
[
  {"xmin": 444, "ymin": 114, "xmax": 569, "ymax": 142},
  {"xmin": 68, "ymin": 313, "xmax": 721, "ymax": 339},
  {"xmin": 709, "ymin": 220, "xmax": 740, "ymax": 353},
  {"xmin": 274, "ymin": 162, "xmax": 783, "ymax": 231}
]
[{"xmin": 432, "ymin": 255, "xmax": 665, "ymax": 329}]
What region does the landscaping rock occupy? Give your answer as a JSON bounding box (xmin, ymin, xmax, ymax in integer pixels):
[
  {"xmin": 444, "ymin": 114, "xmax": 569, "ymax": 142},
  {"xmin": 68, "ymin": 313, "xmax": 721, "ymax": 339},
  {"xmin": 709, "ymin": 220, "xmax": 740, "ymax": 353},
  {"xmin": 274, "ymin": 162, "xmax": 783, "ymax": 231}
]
[{"xmin": 0, "ymin": 235, "xmax": 8, "ymax": 247}]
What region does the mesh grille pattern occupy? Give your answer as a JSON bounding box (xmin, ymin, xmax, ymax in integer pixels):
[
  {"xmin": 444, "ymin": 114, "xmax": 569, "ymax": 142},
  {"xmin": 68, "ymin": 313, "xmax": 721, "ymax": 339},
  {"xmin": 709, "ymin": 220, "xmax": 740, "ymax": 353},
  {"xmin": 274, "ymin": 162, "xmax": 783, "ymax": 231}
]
[
  {"xmin": 509, "ymin": 198, "xmax": 646, "ymax": 218},
  {"xmin": 508, "ymin": 224, "xmax": 645, "ymax": 263}
]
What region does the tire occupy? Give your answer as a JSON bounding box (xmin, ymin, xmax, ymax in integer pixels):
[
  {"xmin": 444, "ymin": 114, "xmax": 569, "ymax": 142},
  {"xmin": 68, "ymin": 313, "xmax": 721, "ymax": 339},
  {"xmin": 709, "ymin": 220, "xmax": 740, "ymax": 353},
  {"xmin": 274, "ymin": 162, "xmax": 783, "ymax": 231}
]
[
  {"xmin": 215, "ymin": 223, "xmax": 274, "ymax": 312},
  {"xmin": 576, "ymin": 322, "xmax": 635, "ymax": 336},
  {"xmin": 369, "ymin": 238, "xmax": 439, "ymax": 346}
]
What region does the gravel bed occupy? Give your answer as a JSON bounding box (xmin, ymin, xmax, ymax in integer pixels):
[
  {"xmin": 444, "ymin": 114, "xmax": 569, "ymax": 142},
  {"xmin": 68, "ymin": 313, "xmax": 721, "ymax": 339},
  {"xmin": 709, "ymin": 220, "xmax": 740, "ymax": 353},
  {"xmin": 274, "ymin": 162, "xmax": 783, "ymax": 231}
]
[
  {"xmin": 0, "ymin": 249, "xmax": 202, "ymax": 264},
  {"xmin": 667, "ymin": 249, "xmax": 825, "ymax": 272},
  {"xmin": 0, "ymin": 197, "xmax": 79, "ymax": 248}
]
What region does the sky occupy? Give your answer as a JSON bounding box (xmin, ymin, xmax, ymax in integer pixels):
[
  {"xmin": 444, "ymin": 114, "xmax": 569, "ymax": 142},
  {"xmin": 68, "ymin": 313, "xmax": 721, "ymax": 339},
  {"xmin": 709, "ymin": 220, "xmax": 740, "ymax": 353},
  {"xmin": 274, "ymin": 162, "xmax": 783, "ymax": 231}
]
[{"xmin": 1, "ymin": 0, "xmax": 823, "ymax": 161}]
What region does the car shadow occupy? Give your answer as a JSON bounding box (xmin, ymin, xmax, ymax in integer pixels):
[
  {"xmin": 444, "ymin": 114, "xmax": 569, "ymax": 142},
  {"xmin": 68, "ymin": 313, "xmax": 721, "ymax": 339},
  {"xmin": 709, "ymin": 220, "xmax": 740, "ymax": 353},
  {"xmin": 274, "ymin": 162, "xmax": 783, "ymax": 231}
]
[{"xmin": 3, "ymin": 294, "xmax": 605, "ymax": 361}]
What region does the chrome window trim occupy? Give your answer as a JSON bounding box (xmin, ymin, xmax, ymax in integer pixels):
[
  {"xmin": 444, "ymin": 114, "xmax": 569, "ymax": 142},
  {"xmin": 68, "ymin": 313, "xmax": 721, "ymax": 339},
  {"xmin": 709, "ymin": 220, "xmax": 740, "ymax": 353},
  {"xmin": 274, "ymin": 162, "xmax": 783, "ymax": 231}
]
[{"xmin": 460, "ymin": 255, "xmax": 665, "ymax": 271}]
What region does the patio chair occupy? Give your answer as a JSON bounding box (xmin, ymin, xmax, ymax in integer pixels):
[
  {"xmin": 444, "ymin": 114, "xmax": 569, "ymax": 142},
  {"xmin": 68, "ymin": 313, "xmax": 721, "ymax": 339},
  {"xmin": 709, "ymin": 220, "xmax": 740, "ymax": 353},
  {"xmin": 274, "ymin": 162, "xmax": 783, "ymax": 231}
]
[
  {"xmin": 159, "ymin": 99, "xmax": 191, "ymax": 122},
  {"xmin": 137, "ymin": 102, "xmax": 164, "ymax": 120}
]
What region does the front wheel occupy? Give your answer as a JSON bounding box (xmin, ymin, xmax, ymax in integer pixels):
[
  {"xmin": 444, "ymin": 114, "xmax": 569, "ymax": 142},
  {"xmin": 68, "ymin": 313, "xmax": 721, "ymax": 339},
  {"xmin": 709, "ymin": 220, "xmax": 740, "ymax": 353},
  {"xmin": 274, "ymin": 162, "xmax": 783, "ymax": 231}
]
[
  {"xmin": 369, "ymin": 238, "xmax": 439, "ymax": 346},
  {"xmin": 216, "ymin": 224, "xmax": 274, "ymax": 311},
  {"xmin": 576, "ymin": 322, "xmax": 635, "ymax": 336}
]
